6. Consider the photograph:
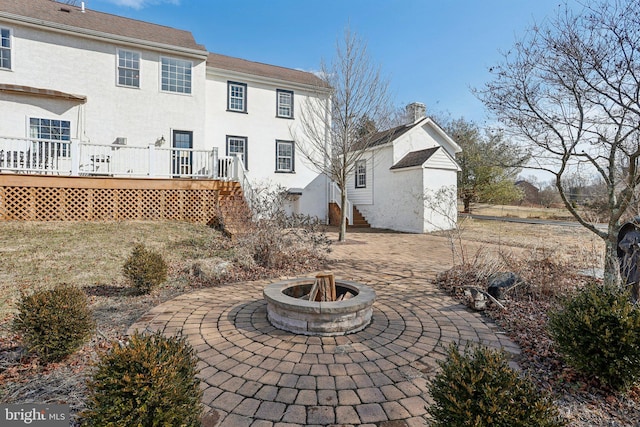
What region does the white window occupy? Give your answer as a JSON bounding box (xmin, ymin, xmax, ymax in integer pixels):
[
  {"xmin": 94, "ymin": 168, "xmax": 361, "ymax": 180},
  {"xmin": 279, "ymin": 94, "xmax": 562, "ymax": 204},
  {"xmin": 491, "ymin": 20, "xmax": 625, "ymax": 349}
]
[
  {"xmin": 0, "ymin": 27, "xmax": 11, "ymax": 70},
  {"xmin": 117, "ymin": 49, "xmax": 140, "ymax": 88},
  {"xmin": 355, "ymin": 159, "xmax": 367, "ymax": 188},
  {"xmin": 277, "ymin": 89, "xmax": 294, "ymax": 118},
  {"xmin": 276, "ymin": 140, "xmax": 294, "ymax": 172},
  {"xmin": 161, "ymin": 57, "xmax": 192, "ymax": 94},
  {"xmin": 226, "ymin": 135, "xmax": 248, "ymax": 168},
  {"xmin": 228, "ymin": 82, "xmax": 247, "ymax": 112},
  {"xmin": 29, "ymin": 118, "xmax": 71, "ymax": 157}
]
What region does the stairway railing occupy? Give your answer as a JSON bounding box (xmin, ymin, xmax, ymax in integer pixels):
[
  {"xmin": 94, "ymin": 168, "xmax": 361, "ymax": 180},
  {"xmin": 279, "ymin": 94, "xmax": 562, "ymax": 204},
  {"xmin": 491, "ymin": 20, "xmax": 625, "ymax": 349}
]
[{"xmin": 328, "ymin": 182, "xmax": 353, "ymax": 226}]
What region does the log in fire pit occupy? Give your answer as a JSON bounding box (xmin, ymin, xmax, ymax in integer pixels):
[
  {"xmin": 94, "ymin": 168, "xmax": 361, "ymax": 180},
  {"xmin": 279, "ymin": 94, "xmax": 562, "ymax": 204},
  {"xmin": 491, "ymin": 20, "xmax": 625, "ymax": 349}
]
[{"xmin": 263, "ymin": 274, "xmax": 375, "ymax": 336}]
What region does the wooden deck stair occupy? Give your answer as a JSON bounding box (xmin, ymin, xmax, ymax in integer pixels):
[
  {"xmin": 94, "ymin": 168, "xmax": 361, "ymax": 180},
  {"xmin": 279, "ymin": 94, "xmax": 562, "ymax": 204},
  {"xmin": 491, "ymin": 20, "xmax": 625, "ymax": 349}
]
[{"xmin": 214, "ymin": 181, "xmax": 252, "ymax": 237}]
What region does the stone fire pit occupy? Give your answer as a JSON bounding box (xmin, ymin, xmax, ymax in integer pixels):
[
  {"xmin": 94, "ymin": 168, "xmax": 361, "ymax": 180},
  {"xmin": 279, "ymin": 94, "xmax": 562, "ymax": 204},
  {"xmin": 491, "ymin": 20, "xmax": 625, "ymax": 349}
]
[{"xmin": 263, "ymin": 278, "xmax": 375, "ymax": 336}]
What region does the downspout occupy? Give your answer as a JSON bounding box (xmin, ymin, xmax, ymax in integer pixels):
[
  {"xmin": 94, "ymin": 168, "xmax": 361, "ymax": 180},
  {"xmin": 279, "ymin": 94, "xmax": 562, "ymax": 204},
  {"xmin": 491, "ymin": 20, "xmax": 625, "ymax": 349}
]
[{"xmin": 324, "ymin": 95, "xmax": 331, "ymax": 225}]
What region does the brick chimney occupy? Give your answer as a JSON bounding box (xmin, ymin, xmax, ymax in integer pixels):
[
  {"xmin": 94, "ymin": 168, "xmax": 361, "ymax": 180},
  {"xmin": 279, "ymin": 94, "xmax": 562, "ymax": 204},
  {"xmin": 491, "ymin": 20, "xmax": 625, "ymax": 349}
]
[{"xmin": 406, "ymin": 102, "xmax": 426, "ymax": 123}]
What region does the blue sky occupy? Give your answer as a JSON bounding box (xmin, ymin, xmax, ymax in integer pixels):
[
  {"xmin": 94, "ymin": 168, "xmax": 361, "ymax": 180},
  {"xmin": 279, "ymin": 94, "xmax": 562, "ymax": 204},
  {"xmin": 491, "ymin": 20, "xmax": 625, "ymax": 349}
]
[{"xmin": 89, "ymin": 0, "xmax": 578, "ymax": 125}]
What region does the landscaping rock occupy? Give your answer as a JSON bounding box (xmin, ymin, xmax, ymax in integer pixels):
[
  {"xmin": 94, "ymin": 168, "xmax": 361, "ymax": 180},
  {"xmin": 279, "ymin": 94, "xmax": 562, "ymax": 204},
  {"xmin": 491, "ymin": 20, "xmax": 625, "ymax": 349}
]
[
  {"xmin": 487, "ymin": 272, "xmax": 524, "ymax": 300},
  {"xmin": 464, "ymin": 287, "xmax": 487, "ymax": 311},
  {"xmin": 191, "ymin": 258, "xmax": 231, "ymax": 281}
]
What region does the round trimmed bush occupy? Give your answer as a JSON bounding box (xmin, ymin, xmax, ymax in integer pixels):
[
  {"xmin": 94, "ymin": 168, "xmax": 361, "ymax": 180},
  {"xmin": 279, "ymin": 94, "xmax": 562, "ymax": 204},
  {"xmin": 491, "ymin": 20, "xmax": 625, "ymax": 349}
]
[
  {"xmin": 428, "ymin": 344, "xmax": 564, "ymax": 427},
  {"xmin": 13, "ymin": 284, "xmax": 95, "ymax": 363},
  {"xmin": 83, "ymin": 331, "xmax": 203, "ymax": 426},
  {"xmin": 122, "ymin": 243, "xmax": 168, "ymax": 294},
  {"xmin": 548, "ymin": 283, "xmax": 640, "ymax": 390}
]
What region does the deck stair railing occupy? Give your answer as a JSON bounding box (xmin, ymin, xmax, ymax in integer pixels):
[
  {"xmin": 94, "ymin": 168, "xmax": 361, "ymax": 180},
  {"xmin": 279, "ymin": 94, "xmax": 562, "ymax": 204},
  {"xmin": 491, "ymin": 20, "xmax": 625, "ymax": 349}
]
[{"xmin": 328, "ymin": 181, "xmax": 353, "ymax": 226}]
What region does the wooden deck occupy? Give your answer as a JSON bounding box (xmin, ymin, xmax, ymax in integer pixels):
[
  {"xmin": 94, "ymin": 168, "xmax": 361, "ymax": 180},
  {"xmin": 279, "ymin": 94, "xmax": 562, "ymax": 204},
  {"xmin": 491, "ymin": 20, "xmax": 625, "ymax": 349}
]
[{"xmin": 0, "ymin": 174, "xmax": 244, "ymax": 224}]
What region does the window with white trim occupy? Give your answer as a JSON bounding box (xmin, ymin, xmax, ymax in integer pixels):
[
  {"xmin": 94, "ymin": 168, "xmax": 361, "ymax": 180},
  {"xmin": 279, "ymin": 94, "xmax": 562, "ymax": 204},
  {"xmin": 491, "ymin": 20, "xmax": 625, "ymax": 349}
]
[
  {"xmin": 161, "ymin": 57, "xmax": 192, "ymax": 94},
  {"xmin": 226, "ymin": 135, "xmax": 248, "ymax": 169},
  {"xmin": 276, "ymin": 89, "xmax": 294, "ymax": 118},
  {"xmin": 355, "ymin": 159, "xmax": 367, "ymax": 188},
  {"xmin": 29, "ymin": 118, "xmax": 71, "ymax": 157},
  {"xmin": 117, "ymin": 49, "xmax": 140, "ymax": 88},
  {"xmin": 0, "ymin": 27, "xmax": 11, "ymax": 70},
  {"xmin": 276, "ymin": 140, "xmax": 294, "ymax": 172},
  {"xmin": 228, "ymin": 81, "xmax": 247, "ymax": 112}
]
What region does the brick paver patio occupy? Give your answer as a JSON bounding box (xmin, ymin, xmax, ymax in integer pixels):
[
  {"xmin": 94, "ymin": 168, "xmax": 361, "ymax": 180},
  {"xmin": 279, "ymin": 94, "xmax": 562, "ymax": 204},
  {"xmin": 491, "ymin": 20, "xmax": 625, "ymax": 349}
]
[{"xmin": 129, "ymin": 229, "xmax": 520, "ymax": 426}]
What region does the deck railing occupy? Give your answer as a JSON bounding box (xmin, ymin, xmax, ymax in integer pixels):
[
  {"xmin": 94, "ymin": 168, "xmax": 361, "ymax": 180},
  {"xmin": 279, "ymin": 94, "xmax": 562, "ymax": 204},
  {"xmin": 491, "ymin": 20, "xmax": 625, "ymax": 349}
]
[{"xmin": 0, "ymin": 137, "xmax": 240, "ymax": 181}]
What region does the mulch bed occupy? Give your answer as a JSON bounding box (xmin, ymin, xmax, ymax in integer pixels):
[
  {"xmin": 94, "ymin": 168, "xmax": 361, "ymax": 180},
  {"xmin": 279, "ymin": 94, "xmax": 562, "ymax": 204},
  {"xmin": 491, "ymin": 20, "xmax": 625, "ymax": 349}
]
[{"xmin": 436, "ymin": 261, "xmax": 640, "ymax": 427}]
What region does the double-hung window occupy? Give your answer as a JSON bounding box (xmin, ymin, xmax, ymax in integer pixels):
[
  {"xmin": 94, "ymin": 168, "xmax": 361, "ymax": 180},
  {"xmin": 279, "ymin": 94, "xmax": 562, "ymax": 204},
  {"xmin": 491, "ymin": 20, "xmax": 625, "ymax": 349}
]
[
  {"xmin": 226, "ymin": 135, "xmax": 248, "ymax": 169},
  {"xmin": 0, "ymin": 27, "xmax": 11, "ymax": 70},
  {"xmin": 355, "ymin": 159, "xmax": 367, "ymax": 188},
  {"xmin": 161, "ymin": 57, "xmax": 192, "ymax": 94},
  {"xmin": 276, "ymin": 140, "xmax": 295, "ymax": 172},
  {"xmin": 276, "ymin": 89, "xmax": 294, "ymax": 118},
  {"xmin": 117, "ymin": 49, "xmax": 140, "ymax": 88},
  {"xmin": 228, "ymin": 82, "xmax": 247, "ymax": 112},
  {"xmin": 30, "ymin": 118, "xmax": 71, "ymax": 157}
]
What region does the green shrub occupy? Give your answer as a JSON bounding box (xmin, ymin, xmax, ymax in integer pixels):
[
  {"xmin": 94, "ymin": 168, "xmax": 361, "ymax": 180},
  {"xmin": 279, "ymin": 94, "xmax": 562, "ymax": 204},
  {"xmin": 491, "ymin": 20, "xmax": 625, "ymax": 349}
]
[
  {"xmin": 122, "ymin": 243, "xmax": 168, "ymax": 294},
  {"xmin": 13, "ymin": 284, "xmax": 95, "ymax": 363},
  {"xmin": 548, "ymin": 283, "xmax": 640, "ymax": 390},
  {"xmin": 428, "ymin": 344, "xmax": 564, "ymax": 427},
  {"xmin": 83, "ymin": 331, "xmax": 203, "ymax": 426}
]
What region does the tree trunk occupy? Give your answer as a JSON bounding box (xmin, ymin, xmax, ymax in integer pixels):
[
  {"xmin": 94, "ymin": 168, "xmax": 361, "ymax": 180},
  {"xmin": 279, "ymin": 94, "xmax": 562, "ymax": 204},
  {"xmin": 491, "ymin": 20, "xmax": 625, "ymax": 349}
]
[
  {"xmin": 603, "ymin": 232, "xmax": 621, "ymax": 287},
  {"xmin": 339, "ymin": 185, "xmax": 348, "ymax": 242},
  {"xmin": 463, "ymin": 196, "xmax": 471, "ymax": 214}
]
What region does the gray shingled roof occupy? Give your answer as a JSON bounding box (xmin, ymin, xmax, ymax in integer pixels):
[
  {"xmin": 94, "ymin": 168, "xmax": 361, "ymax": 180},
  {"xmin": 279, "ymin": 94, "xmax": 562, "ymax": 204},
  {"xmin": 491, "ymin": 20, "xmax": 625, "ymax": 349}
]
[
  {"xmin": 0, "ymin": 0, "xmax": 206, "ymax": 53},
  {"xmin": 207, "ymin": 52, "xmax": 329, "ymax": 88},
  {"xmin": 1, "ymin": 1, "xmax": 327, "ymax": 86},
  {"xmin": 390, "ymin": 147, "xmax": 440, "ymax": 170},
  {"xmin": 369, "ymin": 122, "xmax": 419, "ymax": 148}
]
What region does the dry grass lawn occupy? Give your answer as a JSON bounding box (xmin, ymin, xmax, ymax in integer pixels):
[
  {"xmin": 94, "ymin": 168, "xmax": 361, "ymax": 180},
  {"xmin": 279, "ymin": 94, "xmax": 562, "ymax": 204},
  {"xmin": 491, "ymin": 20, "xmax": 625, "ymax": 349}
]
[
  {"xmin": 455, "ymin": 217, "xmax": 604, "ymax": 267},
  {"xmin": 0, "ymin": 221, "xmax": 227, "ymax": 322},
  {"xmin": 468, "ymin": 203, "xmax": 576, "ymax": 220}
]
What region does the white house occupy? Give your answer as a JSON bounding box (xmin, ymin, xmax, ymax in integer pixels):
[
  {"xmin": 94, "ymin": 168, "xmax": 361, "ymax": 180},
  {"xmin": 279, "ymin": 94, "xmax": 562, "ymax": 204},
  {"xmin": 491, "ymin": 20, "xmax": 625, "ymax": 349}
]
[
  {"xmin": 345, "ymin": 103, "xmax": 461, "ymax": 233},
  {"xmin": 0, "ymin": 0, "xmax": 459, "ymax": 232}
]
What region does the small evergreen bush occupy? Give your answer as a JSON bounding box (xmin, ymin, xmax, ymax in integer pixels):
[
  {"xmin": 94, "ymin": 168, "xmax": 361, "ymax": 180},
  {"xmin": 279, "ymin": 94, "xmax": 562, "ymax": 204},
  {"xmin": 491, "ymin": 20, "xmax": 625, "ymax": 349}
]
[
  {"xmin": 548, "ymin": 283, "xmax": 640, "ymax": 390},
  {"xmin": 83, "ymin": 331, "xmax": 203, "ymax": 426},
  {"xmin": 122, "ymin": 243, "xmax": 168, "ymax": 294},
  {"xmin": 13, "ymin": 284, "xmax": 95, "ymax": 363},
  {"xmin": 428, "ymin": 344, "xmax": 564, "ymax": 427}
]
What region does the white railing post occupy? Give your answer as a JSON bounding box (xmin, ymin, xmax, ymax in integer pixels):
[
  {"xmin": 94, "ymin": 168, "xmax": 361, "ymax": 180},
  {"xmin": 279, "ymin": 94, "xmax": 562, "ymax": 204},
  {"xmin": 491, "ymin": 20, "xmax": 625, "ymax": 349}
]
[
  {"xmin": 71, "ymin": 140, "xmax": 80, "ymax": 176},
  {"xmin": 148, "ymin": 144, "xmax": 155, "ymax": 177},
  {"xmin": 210, "ymin": 147, "xmax": 217, "ymax": 178},
  {"xmin": 232, "ymin": 155, "xmax": 241, "ymax": 181}
]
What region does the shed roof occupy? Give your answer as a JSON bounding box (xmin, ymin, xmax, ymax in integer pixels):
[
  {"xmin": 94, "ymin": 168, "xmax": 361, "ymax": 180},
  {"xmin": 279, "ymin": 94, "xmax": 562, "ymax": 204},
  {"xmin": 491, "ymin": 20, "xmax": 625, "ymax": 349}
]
[
  {"xmin": 390, "ymin": 147, "xmax": 441, "ymax": 170},
  {"xmin": 0, "ymin": 0, "xmax": 206, "ymax": 53}
]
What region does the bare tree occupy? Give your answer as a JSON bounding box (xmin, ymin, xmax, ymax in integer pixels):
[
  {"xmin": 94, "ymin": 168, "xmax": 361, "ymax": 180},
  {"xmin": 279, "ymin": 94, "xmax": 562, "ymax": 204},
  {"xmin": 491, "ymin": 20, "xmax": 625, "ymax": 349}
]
[
  {"xmin": 477, "ymin": 0, "xmax": 640, "ymax": 285},
  {"xmin": 295, "ymin": 28, "xmax": 392, "ymax": 242}
]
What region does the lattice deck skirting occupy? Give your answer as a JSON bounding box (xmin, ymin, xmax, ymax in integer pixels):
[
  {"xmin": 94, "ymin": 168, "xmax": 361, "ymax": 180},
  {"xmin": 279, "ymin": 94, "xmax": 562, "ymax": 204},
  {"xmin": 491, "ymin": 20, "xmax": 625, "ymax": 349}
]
[{"xmin": 0, "ymin": 174, "xmax": 243, "ymax": 224}]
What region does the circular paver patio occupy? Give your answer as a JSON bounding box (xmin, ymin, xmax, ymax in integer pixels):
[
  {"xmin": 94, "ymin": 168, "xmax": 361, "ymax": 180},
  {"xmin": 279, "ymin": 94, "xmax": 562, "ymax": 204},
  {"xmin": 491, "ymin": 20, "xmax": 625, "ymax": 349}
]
[{"xmin": 129, "ymin": 231, "xmax": 520, "ymax": 427}]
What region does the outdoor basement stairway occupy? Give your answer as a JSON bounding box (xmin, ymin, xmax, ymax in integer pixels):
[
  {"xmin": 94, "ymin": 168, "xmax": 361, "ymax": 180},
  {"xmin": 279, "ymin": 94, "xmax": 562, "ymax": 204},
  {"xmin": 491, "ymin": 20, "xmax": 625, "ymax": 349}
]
[{"xmin": 329, "ymin": 203, "xmax": 371, "ymax": 228}]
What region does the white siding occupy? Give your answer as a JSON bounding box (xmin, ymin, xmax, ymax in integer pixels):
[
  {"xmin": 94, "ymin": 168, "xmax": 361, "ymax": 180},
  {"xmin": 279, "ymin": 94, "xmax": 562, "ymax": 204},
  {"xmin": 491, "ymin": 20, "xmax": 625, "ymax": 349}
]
[
  {"xmin": 205, "ymin": 71, "xmax": 329, "ymax": 220},
  {"xmin": 0, "ymin": 24, "xmax": 207, "ymax": 148},
  {"xmin": 425, "ymin": 148, "xmax": 460, "ymax": 171},
  {"xmin": 346, "ymin": 152, "xmax": 374, "ymax": 205},
  {"xmin": 422, "ymin": 168, "xmax": 458, "ymax": 231},
  {"xmin": 356, "ymin": 144, "xmax": 426, "ymax": 233}
]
